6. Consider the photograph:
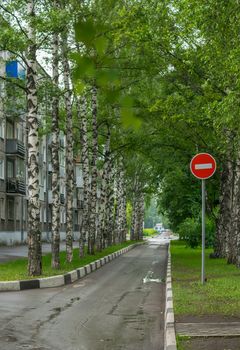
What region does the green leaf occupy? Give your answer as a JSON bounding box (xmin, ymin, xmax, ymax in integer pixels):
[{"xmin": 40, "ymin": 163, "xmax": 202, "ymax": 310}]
[
  {"xmin": 74, "ymin": 80, "xmax": 86, "ymax": 95},
  {"xmin": 96, "ymin": 70, "xmax": 120, "ymax": 87},
  {"xmin": 120, "ymin": 107, "xmax": 142, "ymax": 129},
  {"xmin": 74, "ymin": 20, "xmax": 96, "ymax": 46},
  {"xmin": 94, "ymin": 37, "xmax": 108, "ymax": 56},
  {"xmin": 72, "ymin": 56, "xmax": 95, "ymax": 79}
]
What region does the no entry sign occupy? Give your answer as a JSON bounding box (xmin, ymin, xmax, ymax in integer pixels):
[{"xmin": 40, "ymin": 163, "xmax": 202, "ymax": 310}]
[
  {"xmin": 190, "ymin": 152, "xmax": 217, "ymax": 285},
  {"xmin": 190, "ymin": 153, "xmax": 216, "ymax": 180}
]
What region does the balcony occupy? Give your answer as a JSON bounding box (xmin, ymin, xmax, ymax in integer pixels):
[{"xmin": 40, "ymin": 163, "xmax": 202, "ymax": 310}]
[
  {"xmin": 6, "ymin": 139, "xmax": 25, "ymax": 157},
  {"xmin": 6, "ymin": 177, "xmax": 26, "ymax": 195}
]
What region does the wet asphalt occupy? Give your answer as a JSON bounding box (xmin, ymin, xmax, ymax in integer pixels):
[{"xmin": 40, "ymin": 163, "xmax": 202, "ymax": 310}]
[{"xmin": 0, "ymin": 239, "xmax": 168, "ymax": 350}]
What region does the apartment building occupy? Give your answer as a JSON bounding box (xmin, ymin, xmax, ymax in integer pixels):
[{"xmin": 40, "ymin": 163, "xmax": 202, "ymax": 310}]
[{"xmin": 0, "ymin": 52, "xmax": 84, "ymax": 244}]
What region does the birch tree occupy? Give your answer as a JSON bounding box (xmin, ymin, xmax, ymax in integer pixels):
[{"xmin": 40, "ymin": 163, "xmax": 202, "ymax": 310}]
[
  {"xmin": 97, "ymin": 128, "xmax": 110, "ymax": 251},
  {"xmin": 61, "ymin": 30, "xmax": 74, "ymax": 263},
  {"xmin": 88, "ymin": 85, "xmax": 98, "ymax": 255},
  {"xmin": 78, "ymin": 95, "xmax": 89, "ymax": 257},
  {"xmin": 26, "ymin": 0, "xmax": 42, "ymax": 276},
  {"xmin": 51, "ymin": 24, "xmax": 61, "ymax": 269}
]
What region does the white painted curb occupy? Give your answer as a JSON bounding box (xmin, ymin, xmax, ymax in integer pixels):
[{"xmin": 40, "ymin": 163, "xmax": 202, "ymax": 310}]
[
  {"xmin": 164, "ymin": 243, "xmax": 177, "ymax": 350},
  {"xmin": 39, "ymin": 275, "xmax": 65, "ymax": 288}
]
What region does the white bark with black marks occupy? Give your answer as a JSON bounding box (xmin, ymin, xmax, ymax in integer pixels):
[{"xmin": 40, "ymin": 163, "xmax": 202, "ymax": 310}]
[
  {"xmin": 27, "ymin": 0, "xmax": 42, "ymax": 276},
  {"xmin": 51, "ymin": 27, "xmax": 60, "ymax": 269},
  {"xmin": 61, "ymin": 30, "xmax": 74, "ymax": 263},
  {"xmin": 88, "ymin": 85, "xmax": 98, "ymax": 255},
  {"xmin": 105, "ymin": 158, "xmax": 115, "ymax": 246},
  {"xmin": 97, "ymin": 129, "xmax": 110, "ymax": 251},
  {"xmin": 78, "ymin": 95, "xmax": 89, "ymax": 257}
]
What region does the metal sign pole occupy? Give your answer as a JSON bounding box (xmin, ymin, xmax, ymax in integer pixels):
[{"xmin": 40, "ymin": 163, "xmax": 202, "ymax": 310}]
[{"xmin": 201, "ymin": 179, "xmax": 206, "ymax": 285}]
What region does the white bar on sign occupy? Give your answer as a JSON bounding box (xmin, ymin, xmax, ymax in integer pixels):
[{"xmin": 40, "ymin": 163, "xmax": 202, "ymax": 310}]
[{"xmin": 195, "ymin": 163, "xmax": 213, "ymax": 170}]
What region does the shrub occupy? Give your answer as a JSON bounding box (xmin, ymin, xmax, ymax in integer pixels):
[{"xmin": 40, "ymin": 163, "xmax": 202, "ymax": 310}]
[
  {"xmin": 177, "ymin": 216, "xmax": 215, "ymax": 248},
  {"xmin": 143, "ymin": 228, "xmax": 157, "ymax": 236}
]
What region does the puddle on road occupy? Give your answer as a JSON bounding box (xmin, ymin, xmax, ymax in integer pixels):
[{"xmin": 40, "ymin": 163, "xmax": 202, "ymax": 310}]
[
  {"xmin": 143, "ymin": 271, "xmax": 164, "ymax": 284},
  {"xmin": 17, "ymin": 345, "xmax": 50, "ymax": 350}
]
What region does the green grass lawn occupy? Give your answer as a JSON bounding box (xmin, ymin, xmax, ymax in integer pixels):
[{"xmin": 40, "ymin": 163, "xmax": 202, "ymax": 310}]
[
  {"xmin": 143, "ymin": 228, "xmax": 157, "ymax": 236},
  {"xmin": 171, "ymin": 241, "xmax": 240, "ymax": 317},
  {"xmin": 0, "ymin": 240, "xmax": 141, "ymax": 281}
]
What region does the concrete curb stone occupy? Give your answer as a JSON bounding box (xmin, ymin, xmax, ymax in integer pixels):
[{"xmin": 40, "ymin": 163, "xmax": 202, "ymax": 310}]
[
  {"xmin": 0, "ymin": 242, "xmax": 145, "ymax": 292},
  {"xmin": 100, "ymin": 258, "xmax": 105, "ymax": 266},
  {"xmin": 85, "ymin": 264, "xmax": 91, "ymax": 274},
  {"xmin": 76, "ymin": 267, "xmax": 85, "ymax": 279},
  {"xmin": 39, "ymin": 275, "xmax": 64, "ymax": 288},
  {"xmin": 0, "ymin": 280, "xmax": 20, "ymax": 291},
  {"xmin": 90, "ymin": 262, "xmax": 96, "ymax": 272},
  {"xmin": 164, "ymin": 243, "xmax": 177, "ymax": 350}
]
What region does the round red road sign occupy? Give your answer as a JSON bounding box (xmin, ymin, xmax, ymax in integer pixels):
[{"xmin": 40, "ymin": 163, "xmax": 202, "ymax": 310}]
[{"xmin": 190, "ymin": 153, "xmax": 216, "ymax": 179}]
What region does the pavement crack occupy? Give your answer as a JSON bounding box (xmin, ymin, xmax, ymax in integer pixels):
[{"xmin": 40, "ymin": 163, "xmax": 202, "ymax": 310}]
[
  {"xmin": 35, "ymin": 296, "xmax": 81, "ymax": 332},
  {"xmin": 107, "ymin": 292, "xmax": 129, "ymax": 315}
]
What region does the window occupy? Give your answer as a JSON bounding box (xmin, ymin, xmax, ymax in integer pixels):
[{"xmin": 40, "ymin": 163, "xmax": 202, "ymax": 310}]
[
  {"xmin": 6, "ymin": 122, "xmax": 14, "ymax": 138},
  {"xmin": 0, "ymin": 197, "xmax": 5, "ymax": 219},
  {"xmin": 16, "ymin": 158, "xmax": 24, "ymax": 179},
  {"xmin": 16, "ymin": 123, "xmax": 24, "ymax": 142},
  {"xmin": 43, "ymin": 145, "xmax": 46, "ymax": 162},
  {"xmin": 61, "ymin": 208, "xmax": 66, "ymax": 224},
  {"xmin": 7, "ymin": 198, "xmax": 14, "ymax": 220},
  {"xmin": 0, "ymin": 121, "xmax": 4, "ymax": 139},
  {"xmin": 59, "ymin": 150, "xmax": 65, "ymax": 167},
  {"xmin": 44, "ymin": 207, "xmax": 46, "ymax": 223},
  {"xmin": 74, "ymin": 210, "xmax": 78, "ymax": 224},
  {"xmin": 0, "ymin": 158, "xmax": 4, "ymax": 179},
  {"xmin": 48, "ymin": 173, "xmax": 52, "ymax": 190},
  {"xmin": 15, "ymin": 201, "xmax": 20, "ymax": 220},
  {"xmin": 39, "ymin": 168, "xmax": 44, "ymax": 186},
  {"xmin": 7, "ymin": 159, "xmax": 14, "ymax": 178}
]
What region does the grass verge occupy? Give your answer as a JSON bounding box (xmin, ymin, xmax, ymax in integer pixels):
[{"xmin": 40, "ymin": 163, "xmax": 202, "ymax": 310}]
[
  {"xmin": 171, "ymin": 240, "xmax": 240, "ymax": 317},
  {"xmin": 143, "ymin": 228, "xmax": 157, "ymax": 237},
  {"xmin": 0, "ymin": 240, "xmax": 142, "ymax": 281},
  {"xmin": 176, "ymin": 335, "xmax": 191, "ymax": 350}
]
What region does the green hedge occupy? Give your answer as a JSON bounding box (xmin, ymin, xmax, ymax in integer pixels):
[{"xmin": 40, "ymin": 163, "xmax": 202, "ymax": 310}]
[{"xmin": 143, "ymin": 228, "xmax": 157, "ymax": 236}]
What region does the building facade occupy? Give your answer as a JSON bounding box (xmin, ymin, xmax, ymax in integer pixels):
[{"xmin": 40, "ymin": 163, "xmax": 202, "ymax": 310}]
[{"xmin": 0, "ymin": 52, "xmax": 84, "ymax": 245}]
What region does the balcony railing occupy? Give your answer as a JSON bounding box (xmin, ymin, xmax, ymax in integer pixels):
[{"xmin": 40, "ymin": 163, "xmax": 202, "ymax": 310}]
[
  {"xmin": 6, "ymin": 177, "xmax": 26, "ymax": 195},
  {"xmin": 6, "ymin": 139, "xmax": 25, "ymax": 157}
]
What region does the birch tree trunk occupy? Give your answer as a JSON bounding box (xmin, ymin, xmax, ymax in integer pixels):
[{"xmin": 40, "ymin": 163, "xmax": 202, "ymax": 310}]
[
  {"xmin": 131, "ymin": 179, "xmax": 140, "ymax": 241},
  {"xmin": 96, "ymin": 130, "xmax": 110, "ymax": 251},
  {"xmin": 27, "ymin": 0, "xmax": 42, "ymax": 276},
  {"xmin": 78, "ymin": 95, "xmax": 89, "ymax": 257},
  {"xmin": 51, "ymin": 28, "xmax": 60, "ymax": 269},
  {"xmin": 138, "ymin": 193, "xmax": 145, "ymax": 240},
  {"xmin": 133, "ymin": 196, "xmax": 140, "ymax": 240},
  {"xmin": 117, "ymin": 160, "xmax": 127, "ymax": 243},
  {"xmin": 131, "ymin": 177, "xmax": 144, "ymax": 242},
  {"xmin": 121, "ymin": 187, "xmax": 127, "ymax": 242},
  {"xmin": 88, "ymin": 85, "xmax": 98, "ymax": 255},
  {"xmin": 130, "ymin": 203, "xmax": 135, "ymax": 241},
  {"xmin": 114, "ymin": 170, "xmax": 121, "ymax": 244},
  {"xmin": 106, "ymin": 158, "xmax": 115, "ymax": 247},
  {"xmin": 61, "ymin": 31, "xmax": 74, "ymax": 262}
]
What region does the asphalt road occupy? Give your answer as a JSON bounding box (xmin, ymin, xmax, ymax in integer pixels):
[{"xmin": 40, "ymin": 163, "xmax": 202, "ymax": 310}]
[{"xmin": 0, "ymin": 239, "xmax": 168, "ymax": 350}]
